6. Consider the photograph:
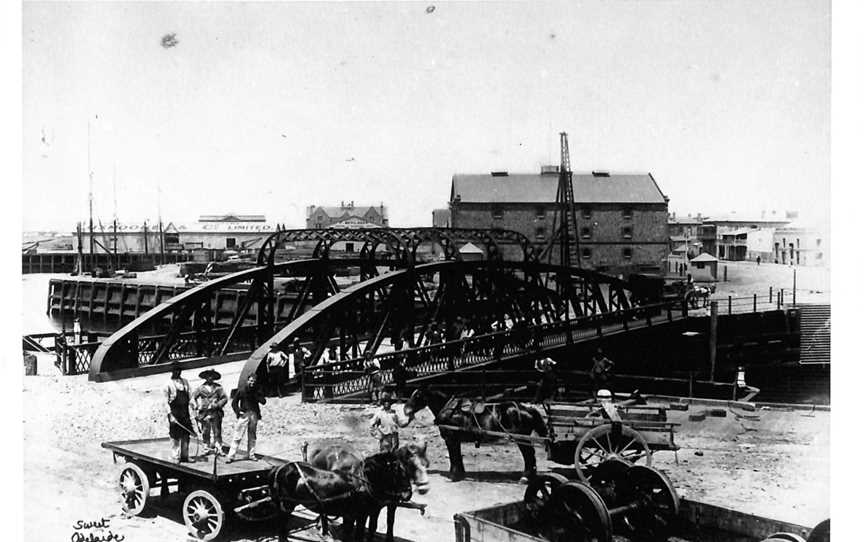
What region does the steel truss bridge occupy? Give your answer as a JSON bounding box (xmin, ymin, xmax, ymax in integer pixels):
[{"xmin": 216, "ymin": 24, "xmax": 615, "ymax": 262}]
[{"xmin": 90, "ymin": 227, "xmax": 687, "ymax": 396}]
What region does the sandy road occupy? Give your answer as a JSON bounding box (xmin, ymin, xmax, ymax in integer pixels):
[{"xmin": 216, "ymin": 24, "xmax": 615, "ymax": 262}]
[{"xmin": 23, "ymin": 365, "xmax": 828, "ymax": 542}]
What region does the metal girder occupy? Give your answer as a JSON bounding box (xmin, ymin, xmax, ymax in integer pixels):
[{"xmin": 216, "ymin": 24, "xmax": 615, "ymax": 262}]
[{"xmin": 236, "ymin": 259, "xmax": 643, "ymax": 396}]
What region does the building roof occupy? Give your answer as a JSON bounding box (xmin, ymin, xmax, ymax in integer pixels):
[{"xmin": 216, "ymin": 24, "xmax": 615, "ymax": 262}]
[
  {"xmin": 459, "ymin": 242, "xmax": 485, "ymax": 254},
  {"xmin": 199, "ymin": 214, "xmax": 266, "ymax": 222},
  {"xmin": 690, "ymin": 252, "xmax": 719, "ymax": 262},
  {"xmin": 451, "ymin": 171, "xmax": 667, "ymax": 204},
  {"xmin": 311, "ymin": 205, "xmax": 386, "ymax": 219},
  {"xmin": 668, "ymin": 216, "xmax": 702, "ymax": 225}
]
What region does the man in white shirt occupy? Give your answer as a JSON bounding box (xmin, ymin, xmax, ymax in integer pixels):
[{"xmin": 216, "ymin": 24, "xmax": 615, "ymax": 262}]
[
  {"xmin": 265, "ymin": 342, "xmax": 289, "ymax": 396},
  {"xmin": 369, "ymin": 393, "xmax": 411, "ymax": 452}
]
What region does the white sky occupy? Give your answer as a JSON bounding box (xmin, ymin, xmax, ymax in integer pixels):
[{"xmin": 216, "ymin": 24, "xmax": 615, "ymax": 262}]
[{"xmin": 22, "ymin": 1, "xmax": 830, "ymax": 231}]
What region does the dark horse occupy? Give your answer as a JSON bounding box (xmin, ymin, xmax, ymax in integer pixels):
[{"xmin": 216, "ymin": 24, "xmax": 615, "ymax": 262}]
[
  {"xmin": 302, "ymin": 441, "xmax": 430, "ymax": 542},
  {"xmin": 268, "ymin": 452, "xmax": 412, "ymax": 542},
  {"xmin": 402, "ymin": 387, "xmax": 547, "ymax": 482}
]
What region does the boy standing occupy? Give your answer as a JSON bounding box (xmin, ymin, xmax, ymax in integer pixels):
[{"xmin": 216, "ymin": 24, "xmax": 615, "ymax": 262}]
[{"xmin": 369, "ymin": 393, "xmax": 411, "ymax": 452}]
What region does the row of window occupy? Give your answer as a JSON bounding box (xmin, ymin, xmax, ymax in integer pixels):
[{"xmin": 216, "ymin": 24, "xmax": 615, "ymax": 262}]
[
  {"xmin": 575, "ymin": 247, "xmax": 633, "ymax": 260},
  {"xmin": 534, "ymin": 226, "xmax": 633, "ymax": 240},
  {"xmin": 494, "ymin": 208, "xmax": 635, "ymax": 220}
]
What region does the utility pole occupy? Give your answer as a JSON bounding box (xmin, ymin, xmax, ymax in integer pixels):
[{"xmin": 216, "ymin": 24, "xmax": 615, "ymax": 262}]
[
  {"xmin": 87, "ymin": 119, "xmax": 94, "ymax": 275},
  {"xmin": 112, "ymin": 162, "xmax": 118, "ymax": 270}
]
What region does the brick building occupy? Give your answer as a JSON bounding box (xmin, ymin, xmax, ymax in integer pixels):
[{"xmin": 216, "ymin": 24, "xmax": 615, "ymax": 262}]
[
  {"xmin": 448, "ymin": 168, "xmax": 669, "ymax": 275},
  {"xmin": 306, "ymin": 202, "xmax": 388, "ymax": 229}
]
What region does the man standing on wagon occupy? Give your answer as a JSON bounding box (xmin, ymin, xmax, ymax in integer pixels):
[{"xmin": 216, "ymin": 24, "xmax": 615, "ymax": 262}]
[
  {"xmin": 226, "ymin": 373, "xmax": 267, "ymax": 463},
  {"xmin": 164, "ymin": 362, "xmax": 195, "ymax": 463},
  {"xmin": 192, "ymin": 369, "xmax": 228, "ymax": 456}
]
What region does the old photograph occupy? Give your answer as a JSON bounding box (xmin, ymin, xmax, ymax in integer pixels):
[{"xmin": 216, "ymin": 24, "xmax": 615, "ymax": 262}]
[{"xmin": 18, "ymin": 1, "xmax": 833, "ymax": 541}]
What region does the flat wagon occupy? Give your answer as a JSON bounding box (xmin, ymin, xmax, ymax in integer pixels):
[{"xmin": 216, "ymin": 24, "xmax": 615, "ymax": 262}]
[{"xmin": 103, "ymin": 438, "xmax": 286, "ymax": 541}]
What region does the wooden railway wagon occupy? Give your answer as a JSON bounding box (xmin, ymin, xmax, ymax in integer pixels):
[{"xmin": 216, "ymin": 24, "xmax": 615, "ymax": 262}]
[
  {"xmin": 453, "ymin": 499, "xmax": 823, "ymax": 542},
  {"xmin": 103, "ymin": 438, "xmax": 286, "ymax": 541}
]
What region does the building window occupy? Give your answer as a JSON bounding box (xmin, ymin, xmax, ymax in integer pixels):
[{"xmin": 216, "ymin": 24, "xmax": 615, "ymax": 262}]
[
  {"xmin": 622, "ymin": 208, "xmax": 633, "ymax": 220},
  {"xmin": 622, "ymin": 247, "xmax": 633, "ymax": 260},
  {"xmin": 580, "ymin": 226, "xmax": 592, "ymax": 240},
  {"xmin": 621, "ymin": 226, "xmax": 633, "ymax": 240},
  {"xmin": 581, "ymin": 207, "xmax": 592, "ymax": 220},
  {"xmin": 816, "ymin": 238, "xmax": 821, "ymax": 247},
  {"xmin": 164, "ymin": 233, "xmax": 180, "ymax": 245},
  {"xmin": 225, "ymin": 238, "xmax": 236, "ymax": 249},
  {"xmin": 535, "ymin": 227, "xmax": 546, "ymax": 241},
  {"xmin": 581, "ymin": 248, "xmax": 592, "ymax": 260},
  {"xmin": 536, "ymin": 207, "xmax": 546, "ymax": 219},
  {"xmin": 345, "ymin": 242, "xmax": 355, "ymax": 253},
  {"xmin": 492, "ymin": 207, "xmax": 504, "ymax": 220},
  {"xmin": 816, "ymin": 252, "xmax": 823, "ymax": 259}
]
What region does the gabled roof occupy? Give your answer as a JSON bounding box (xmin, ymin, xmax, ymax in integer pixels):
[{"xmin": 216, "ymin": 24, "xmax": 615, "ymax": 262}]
[
  {"xmin": 451, "ymin": 172, "xmax": 667, "ymax": 204},
  {"xmin": 313, "ymin": 206, "xmax": 385, "ymax": 218},
  {"xmin": 459, "ymin": 242, "xmax": 484, "ymax": 254},
  {"xmin": 691, "ymin": 252, "xmax": 719, "ymax": 262}
]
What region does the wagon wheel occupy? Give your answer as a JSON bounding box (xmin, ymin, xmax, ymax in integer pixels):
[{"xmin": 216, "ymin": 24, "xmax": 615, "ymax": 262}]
[
  {"xmin": 762, "ymin": 535, "xmax": 806, "ymax": 542},
  {"xmin": 587, "ymin": 458, "xmax": 631, "ymax": 504},
  {"xmin": 574, "ymin": 424, "xmax": 651, "ymax": 482},
  {"xmin": 524, "ymin": 472, "xmax": 569, "ymax": 524},
  {"xmin": 183, "ymin": 490, "xmax": 225, "ymax": 541},
  {"xmin": 117, "ymin": 462, "xmax": 150, "ymax": 516},
  {"xmin": 547, "ymin": 482, "xmax": 613, "ymax": 542},
  {"xmin": 807, "ymin": 520, "xmax": 830, "ymax": 542},
  {"xmin": 620, "ymin": 465, "xmax": 679, "ymax": 541}
]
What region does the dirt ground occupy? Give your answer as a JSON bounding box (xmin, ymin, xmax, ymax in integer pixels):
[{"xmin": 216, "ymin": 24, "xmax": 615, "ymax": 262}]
[{"xmin": 23, "ymin": 354, "xmax": 829, "ymax": 542}]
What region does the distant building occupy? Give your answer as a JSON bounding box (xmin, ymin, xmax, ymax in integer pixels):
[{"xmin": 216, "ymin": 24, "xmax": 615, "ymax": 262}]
[
  {"xmin": 432, "ymin": 208, "xmax": 452, "ymax": 228},
  {"xmin": 704, "ymin": 213, "xmax": 792, "ymax": 262},
  {"xmin": 448, "ymin": 168, "xmax": 669, "ymax": 274},
  {"xmin": 69, "ymin": 215, "xmax": 278, "ymax": 255},
  {"xmin": 306, "ymin": 201, "xmax": 388, "ymax": 229},
  {"xmin": 773, "ymin": 223, "xmax": 828, "ymax": 266},
  {"xmin": 668, "ymin": 213, "xmax": 703, "ymax": 258}
]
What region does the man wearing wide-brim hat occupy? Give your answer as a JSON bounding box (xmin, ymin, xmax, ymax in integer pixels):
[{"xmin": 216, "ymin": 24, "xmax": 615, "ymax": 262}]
[
  {"xmin": 192, "ymin": 369, "xmax": 228, "ymax": 456},
  {"xmin": 163, "ymin": 362, "xmax": 194, "ymax": 463}
]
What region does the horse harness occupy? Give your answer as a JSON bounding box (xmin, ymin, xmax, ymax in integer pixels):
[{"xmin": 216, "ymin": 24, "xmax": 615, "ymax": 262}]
[{"xmin": 273, "ymin": 459, "xmax": 402, "ymax": 509}]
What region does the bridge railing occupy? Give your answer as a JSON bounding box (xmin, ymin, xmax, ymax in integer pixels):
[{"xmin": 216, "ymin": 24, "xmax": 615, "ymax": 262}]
[{"xmin": 300, "ymin": 301, "xmax": 683, "ymax": 401}]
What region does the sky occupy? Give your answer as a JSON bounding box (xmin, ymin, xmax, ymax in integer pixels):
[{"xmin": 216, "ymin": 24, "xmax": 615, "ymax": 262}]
[{"xmin": 22, "ymin": 1, "xmax": 830, "ymax": 232}]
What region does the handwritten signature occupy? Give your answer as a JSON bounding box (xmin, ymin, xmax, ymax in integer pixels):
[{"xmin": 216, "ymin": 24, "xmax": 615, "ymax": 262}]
[{"xmin": 70, "ymin": 518, "xmax": 125, "ymax": 542}]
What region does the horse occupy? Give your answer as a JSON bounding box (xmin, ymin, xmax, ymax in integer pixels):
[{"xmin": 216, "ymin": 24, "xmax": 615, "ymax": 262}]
[
  {"xmin": 686, "ymin": 285, "xmax": 714, "ymax": 309},
  {"xmin": 268, "ymin": 452, "xmax": 412, "ymax": 542},
  {"xmin": 402, "ymin": 387, "xmax": 547, "ymax": 482},
  {"xmin": 302, "ymin": 441, "xmax": 430, "ymax": 542}
]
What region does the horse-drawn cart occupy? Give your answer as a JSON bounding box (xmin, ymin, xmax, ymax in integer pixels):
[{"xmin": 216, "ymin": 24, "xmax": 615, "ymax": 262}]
[
  {"xmin": 103, "ymin": 438, "xmax": 286, "ymax": 541},
  {"xmin": 544, "ymin": 394, "xmax": 680, "ymax": 481}
]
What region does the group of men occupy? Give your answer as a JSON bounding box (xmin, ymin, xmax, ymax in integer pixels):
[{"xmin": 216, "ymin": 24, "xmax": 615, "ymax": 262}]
[
  {"xmin": 162, "ymin": 340, "xmax": 617, "ymax": 462},
  {"xmin": 164, "ymin": 363, "xmax": 266, "ymax": 464},
  {"xmin": 532, "ymin": 347, "xmax": 616, "ymax": 404}
]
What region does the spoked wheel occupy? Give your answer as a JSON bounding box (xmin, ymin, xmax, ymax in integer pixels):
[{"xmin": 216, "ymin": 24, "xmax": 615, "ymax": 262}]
[
  {"xmin": 183, "ymin": 490, "xmax": 225, "ymax": 541},
  {"xmin": 524, "ymin": 473, "xmax": 570, "ymax": 524},
  {"xmin": 117, "ymin": 462, "xmax": 150, "ymax": 516},
  {"xmin": 620, "ymin": 465, "xmax": 680, "ymax": 541},
  {"xmin": 586, "ymin": 458, "xmax": 631, "ymax": 502},
  {"xmin": 762, "ymin": 535, "xmax": 806, "ymax": 542},
  {"xmin": 574, "ymin": 424, "xmax": 652, "ymax": 482},
  {"xmin": 547, "ymin": 482, "xmax": 613, "ymax": 542}
]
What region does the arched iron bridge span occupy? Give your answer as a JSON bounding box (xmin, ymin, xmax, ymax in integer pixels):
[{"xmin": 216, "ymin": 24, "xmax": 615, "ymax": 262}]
[{"xmin": 89, "ymin": 227, "xmax": 676, "ymax": 382}]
